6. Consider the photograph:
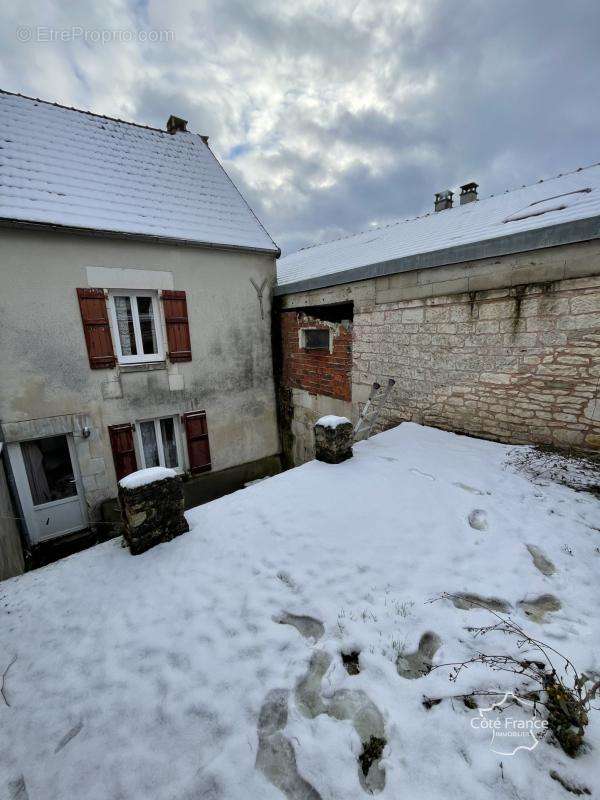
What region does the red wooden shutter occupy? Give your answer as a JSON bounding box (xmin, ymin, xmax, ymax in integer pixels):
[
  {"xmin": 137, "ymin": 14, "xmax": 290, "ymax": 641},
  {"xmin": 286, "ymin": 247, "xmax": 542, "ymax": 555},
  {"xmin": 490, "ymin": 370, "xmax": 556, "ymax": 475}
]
[
  {"xmin": 108, "ymin": 423, "xmax": 138, "ymax": 481},
  {"xmin": 162, "ymin": 290, "xmax": 192, "ymax": 362},
  {"xmin": 77, "ymin": 288, "xmax": 116, "ymax": 369},
  {"xmin": 183, "ymin": 411, "xmax": 211, "ymax": 474}
]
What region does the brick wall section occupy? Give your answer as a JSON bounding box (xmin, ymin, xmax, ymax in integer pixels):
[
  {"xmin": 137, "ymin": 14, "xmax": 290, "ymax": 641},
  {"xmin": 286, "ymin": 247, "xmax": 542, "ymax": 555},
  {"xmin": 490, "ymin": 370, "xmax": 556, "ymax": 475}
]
[
  {"xmin": 353, "ymin": 276, "xmax": 600, "ymax": 450},
  {"xmin": 280, "ymin": 311, "xmax": 352, "ymax": 401}
]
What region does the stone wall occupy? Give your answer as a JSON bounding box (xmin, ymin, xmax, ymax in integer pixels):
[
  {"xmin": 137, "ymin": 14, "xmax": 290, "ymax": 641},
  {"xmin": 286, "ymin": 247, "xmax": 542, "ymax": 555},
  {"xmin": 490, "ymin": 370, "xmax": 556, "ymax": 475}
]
[
  {"xmin": 118, "ymin": 472, "xmax": 189, "ymax": 555},
  {"xmin": 354, "ymin": 276, "xmax": 600, "ymax": 450},
  {"xmin": 278, "ymin": 239, "xmax": 600, "ymax": 461}
]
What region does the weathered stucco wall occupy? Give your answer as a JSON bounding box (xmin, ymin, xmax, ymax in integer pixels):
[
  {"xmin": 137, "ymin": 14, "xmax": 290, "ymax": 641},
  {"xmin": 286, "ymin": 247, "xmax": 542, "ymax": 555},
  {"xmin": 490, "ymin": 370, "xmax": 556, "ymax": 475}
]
[
  {"xmin": 0, "ymin": 228, "xmax": 280, "ymax": 532},
  {"xmin": 279, "ymin": 239, "xmax": 600, "ymax": 461}
]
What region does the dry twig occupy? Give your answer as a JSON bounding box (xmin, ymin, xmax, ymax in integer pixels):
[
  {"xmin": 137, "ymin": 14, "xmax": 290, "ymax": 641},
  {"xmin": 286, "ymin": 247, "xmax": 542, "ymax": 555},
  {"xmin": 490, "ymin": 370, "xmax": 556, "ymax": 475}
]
[
  {"xmin": 427, "ymin": 594, "xmax": 599, "ymax": 756},
  {"xmin": 1, "ymin": 655, "xmax": 17, "ymax": 707}
]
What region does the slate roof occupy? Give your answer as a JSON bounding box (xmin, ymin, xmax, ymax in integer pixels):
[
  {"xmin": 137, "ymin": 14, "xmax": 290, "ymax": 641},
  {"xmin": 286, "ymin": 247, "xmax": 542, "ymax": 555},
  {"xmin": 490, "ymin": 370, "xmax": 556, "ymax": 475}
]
[
  {"xmin": 276, "ymin": 163, "xmax": 600, "ymax": 292},
  {"xmin": 0, "ymin": 91, "xmax": 278, "ymax": 253}
]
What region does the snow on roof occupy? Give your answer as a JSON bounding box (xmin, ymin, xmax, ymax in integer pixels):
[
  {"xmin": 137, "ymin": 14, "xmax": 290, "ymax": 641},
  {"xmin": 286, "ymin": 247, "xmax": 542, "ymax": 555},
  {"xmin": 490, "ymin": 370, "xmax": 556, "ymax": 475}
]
[
  {"xmin": 277, "ymin": 164, "xmax": 600, "ymax": 289},
  {"xmin": 0, "ymin": 91, "xmax": 278, "ymax": 253}
]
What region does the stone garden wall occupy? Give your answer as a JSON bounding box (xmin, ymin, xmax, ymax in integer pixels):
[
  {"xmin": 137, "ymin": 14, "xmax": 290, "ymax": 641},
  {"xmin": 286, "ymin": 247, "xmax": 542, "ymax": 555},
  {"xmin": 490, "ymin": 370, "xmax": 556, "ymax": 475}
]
[{"xmin": 118, "ymin": 471, "xmax": 189, "ymax": 555}]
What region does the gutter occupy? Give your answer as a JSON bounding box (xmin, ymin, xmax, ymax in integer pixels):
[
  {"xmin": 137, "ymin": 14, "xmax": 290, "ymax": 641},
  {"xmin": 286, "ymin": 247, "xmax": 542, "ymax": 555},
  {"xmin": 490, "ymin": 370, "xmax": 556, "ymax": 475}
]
[
  {"xmin": 0, "ymin": 219, "xmax": 281, "ymax": 258},
  {"xmin": 274, "ymin": 215, "xmax": 600, "ymax": 296}
]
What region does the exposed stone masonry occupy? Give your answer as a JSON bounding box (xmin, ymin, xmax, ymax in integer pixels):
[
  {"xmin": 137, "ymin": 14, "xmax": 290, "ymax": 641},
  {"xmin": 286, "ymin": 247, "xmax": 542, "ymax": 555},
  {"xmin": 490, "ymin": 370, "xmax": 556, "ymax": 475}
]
[
  {"xmin": 118, "ymin": 474, "xmax": 189, "ymax": 555},
  {"xmin": 353, "ymin": 276, "xmax": 600, "ymax": 450},
  {"xmin": 314, "ymin": 419, "xmax": 354, "ymax": 463}
]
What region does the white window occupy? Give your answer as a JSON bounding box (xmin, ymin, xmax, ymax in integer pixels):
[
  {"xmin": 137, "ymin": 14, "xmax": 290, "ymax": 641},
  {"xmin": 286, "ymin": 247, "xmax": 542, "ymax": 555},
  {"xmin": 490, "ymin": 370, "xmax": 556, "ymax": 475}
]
[
  {"xmin": 136, "ymin": 416, "xmax": 181, "ymax": 469},
  {"xmin": 300, "ymin": 328, "xmax": 331, "ymax": 351},
  {"xmin": 108, "ymin": 290, "xmax": 164, "ymax": 364}
]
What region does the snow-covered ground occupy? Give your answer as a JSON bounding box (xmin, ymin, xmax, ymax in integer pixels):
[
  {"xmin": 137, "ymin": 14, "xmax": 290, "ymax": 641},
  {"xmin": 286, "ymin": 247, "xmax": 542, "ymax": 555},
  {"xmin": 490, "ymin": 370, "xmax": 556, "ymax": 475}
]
[{"xmin": 1, "ymin": 423, "xmax": 599, "ymax": 800}]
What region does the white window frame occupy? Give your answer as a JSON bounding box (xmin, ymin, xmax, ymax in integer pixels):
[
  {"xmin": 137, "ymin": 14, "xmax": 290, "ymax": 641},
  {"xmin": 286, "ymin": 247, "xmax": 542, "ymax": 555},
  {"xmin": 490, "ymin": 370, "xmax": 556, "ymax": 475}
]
[
  {"xmin": 299, "ymin": 327, "xmax": 333, "ymax": 353},
  {"xmin": 107, "ymin": 290, "xmax": 165, "ymax": 364},
  {"xmin": 135, "ymin": 415, "xmax": 183, "ymax": 471}
]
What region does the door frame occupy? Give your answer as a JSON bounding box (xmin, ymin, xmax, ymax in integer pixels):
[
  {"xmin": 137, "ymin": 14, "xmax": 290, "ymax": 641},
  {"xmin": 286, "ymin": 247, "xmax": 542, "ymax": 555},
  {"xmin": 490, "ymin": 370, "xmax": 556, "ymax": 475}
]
[{"xmin": 7, "ymin": 434, "xmax": 89, "ymax": 544}]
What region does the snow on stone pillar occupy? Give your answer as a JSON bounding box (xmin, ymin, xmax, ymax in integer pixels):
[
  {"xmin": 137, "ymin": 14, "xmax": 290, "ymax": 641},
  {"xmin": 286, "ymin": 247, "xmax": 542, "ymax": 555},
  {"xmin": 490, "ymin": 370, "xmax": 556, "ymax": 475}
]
[
  {"xmin": 118, "ymin": 467, "xmax": 189, "ymax": 555},
  {"xmin": 314, "ymin": 416, "xmax": 354, "ymax": 464}
]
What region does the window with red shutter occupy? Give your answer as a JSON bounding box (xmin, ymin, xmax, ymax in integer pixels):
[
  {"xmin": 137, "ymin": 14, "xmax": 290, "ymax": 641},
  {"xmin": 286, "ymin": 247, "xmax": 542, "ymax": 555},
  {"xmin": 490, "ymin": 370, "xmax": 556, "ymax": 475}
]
[
  {"xmin": 162, "ymin": 290, "xmax": 192, "ymax": 362},
  {"xmin": 108, "ymin": 423, "xmax": 138, "ymax": 481},
  {"xmin": 182, "ymin": 411, "xmax": 211, "ymax": 474},
  {"xmin": 77, "ymin": 288, "xmax": 116, "ymax": 369}
]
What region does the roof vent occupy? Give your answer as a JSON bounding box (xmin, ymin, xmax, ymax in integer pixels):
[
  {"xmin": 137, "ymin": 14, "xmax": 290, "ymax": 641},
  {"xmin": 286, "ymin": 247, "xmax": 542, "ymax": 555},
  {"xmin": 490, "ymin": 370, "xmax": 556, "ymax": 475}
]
[
  {"xmin": 434, "ymin": 189, "xmax": 453, "ymax": 212},
  {"xmin": 460, "ymin": 181, "xmax": 478, "ymax": 205},
  {"xmin": 166, "ymin": 115, "xmax": 188, "ymax": 134}
]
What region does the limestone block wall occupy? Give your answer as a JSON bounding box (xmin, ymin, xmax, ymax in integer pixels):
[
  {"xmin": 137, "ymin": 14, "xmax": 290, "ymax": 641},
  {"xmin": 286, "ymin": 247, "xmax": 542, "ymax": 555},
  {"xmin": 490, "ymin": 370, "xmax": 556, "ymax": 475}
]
[
  {"xmin": 279, "ymin": 239, "xmax": 600, "ymax": 458},
  {"xmin": 354, "ymin": 276, "xmax": 600, "ymax": 450}
]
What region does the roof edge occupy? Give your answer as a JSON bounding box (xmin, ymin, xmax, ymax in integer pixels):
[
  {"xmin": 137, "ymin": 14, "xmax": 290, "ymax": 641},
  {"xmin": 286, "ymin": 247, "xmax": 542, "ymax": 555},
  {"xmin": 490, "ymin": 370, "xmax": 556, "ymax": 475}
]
[
  {"xmin": 0, "ymin": 88, "xmax": 171, "ymax": 135},
  {"xmin": 274, "ymin": 215, "xmax": 600, "ymax": 296},
  {"xmin": 0, "ymin": 219, "xmax": 280, "ymax": 256},
  {"xmin": 202, "ymin": 139, "xmax": 280, "ymax": 255}
]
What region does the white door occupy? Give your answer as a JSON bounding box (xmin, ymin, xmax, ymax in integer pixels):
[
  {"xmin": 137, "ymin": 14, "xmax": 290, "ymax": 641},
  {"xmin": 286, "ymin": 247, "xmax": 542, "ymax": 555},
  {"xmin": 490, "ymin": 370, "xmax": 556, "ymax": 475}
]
[{"xmin": 8, "ymin": 434, "xmax": 88, "ymax": 544}]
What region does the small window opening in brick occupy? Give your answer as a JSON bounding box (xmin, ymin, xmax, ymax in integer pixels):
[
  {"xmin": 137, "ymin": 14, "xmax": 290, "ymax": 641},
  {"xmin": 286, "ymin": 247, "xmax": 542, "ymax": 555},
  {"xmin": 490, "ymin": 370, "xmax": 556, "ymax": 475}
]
[{"xmin": 303, "ymin": 329, "xmax": 330, "ymax": 350}]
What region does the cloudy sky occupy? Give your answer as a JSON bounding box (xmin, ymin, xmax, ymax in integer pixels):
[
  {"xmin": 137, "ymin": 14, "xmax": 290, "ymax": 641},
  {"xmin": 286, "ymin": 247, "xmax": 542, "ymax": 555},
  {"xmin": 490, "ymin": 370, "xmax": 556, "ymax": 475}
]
[{"xmin": 1, "ymin": 0, "xmax": 599, "ymax": 254}]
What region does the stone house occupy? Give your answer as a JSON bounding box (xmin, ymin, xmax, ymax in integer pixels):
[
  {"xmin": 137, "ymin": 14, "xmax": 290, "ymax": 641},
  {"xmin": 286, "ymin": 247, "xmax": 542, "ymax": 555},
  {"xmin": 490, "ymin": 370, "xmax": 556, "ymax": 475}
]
[
  {"xmin": 0, "ymin": 91, "xmax": 280, "ymax": 570},
  {"xmin": 275, "ymin": 170, "xmax": 600, "ymax": 465}
]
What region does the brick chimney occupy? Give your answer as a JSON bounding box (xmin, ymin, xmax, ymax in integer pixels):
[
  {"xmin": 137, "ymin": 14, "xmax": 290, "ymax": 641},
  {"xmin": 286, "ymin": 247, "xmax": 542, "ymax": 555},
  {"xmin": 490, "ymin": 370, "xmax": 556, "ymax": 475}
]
[
  {"xmin": 434, "ymin": 189, "xmax": 453, "ymax": 212},
  {"xmin": 166, "ymin": 115, "xmax": 188, "ymax": 134},
  {"xmin": 460, "ymin": 182, "xmax": 478, "ymax": 205}
]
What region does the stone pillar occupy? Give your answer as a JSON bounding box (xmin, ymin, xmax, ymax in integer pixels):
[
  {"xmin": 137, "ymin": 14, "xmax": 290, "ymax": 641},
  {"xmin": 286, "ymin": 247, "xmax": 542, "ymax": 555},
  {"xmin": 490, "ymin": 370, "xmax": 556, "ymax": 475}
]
[
  {"xmin": 118, "ymin": 468, "xmax": 189, "ymax": 555},
  {"xmin": 314, "ymin": 416, "xmax": 353, "ymax": 464}
]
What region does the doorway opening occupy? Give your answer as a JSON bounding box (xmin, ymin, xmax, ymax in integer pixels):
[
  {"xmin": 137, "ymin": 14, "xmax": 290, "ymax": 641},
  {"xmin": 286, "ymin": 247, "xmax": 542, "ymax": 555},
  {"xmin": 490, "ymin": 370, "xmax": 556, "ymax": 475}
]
[{"xmin": 9, "ymin": 433, "xmax": 88, "ymax": 544}]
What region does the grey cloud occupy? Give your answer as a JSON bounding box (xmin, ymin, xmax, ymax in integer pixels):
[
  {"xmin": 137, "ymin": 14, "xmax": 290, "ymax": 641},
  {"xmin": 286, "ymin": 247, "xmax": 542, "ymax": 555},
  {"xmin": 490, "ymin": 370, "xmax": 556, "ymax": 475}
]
[{"xmin": 1, "ymin": 0, "xmax": 599, "ymax": 255}]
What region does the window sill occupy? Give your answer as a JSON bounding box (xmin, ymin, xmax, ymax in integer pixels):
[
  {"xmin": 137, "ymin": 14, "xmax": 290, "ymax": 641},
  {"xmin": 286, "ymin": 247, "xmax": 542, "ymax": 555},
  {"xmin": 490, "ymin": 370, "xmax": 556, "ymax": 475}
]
[{"xmin": 119, "ymin": 361, "xmax": 167, "ymax": 374}]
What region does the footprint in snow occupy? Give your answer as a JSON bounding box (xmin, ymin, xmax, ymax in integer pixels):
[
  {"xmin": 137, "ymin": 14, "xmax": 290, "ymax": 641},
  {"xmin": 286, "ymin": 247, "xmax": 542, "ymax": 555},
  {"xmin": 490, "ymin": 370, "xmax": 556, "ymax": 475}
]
[
  {"xmin": 396, "ymin": 631, "xmax": 442, "ymax": 679},
  {"xmin": 257, "ymin": 617, "xmax": 387, "ymax": 794},
  {"xmin": 451, "ymin": 593, "xmax": 511, "ymax": 614},
  {"xmin": 256, "ymin": 689, "xmax": 322, "ymax": 800},
  {"xmin": 526, "ymin": 544, "xmax": 556, "ymax": 576},
  {"xmin": 468, "ymin": 509, "xmax": 488, "ymax": 531},
  {"xmin": 295, "ymin": 651, "xmax": 387, "ymax": 793},
  {"xmin": 275, "ymin": 612, "xmax": 324, "ymax": 643},
  {"xmin": 518, "ymin": 594, "xmax": 561, "ymax": 623}
]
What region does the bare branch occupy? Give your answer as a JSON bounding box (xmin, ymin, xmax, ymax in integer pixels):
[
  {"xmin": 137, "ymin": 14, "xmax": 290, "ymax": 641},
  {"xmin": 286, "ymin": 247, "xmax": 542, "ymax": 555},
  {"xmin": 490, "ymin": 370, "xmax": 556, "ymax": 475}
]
[
  {"xmin": 1, "ymin": 655, "xmax": 17, "ymax": 707},
  {"xmin": 426, "ymin": 593, "xmax": 596, "ymax": 757}
]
